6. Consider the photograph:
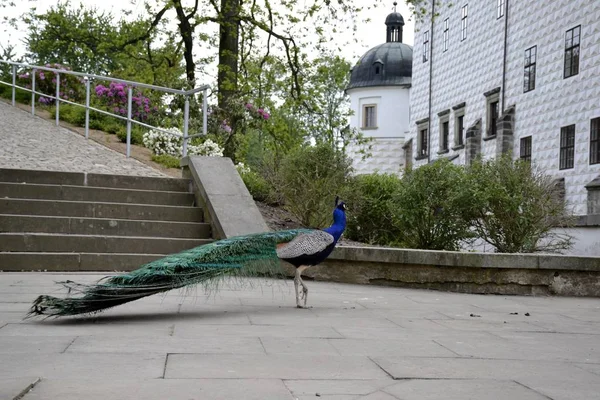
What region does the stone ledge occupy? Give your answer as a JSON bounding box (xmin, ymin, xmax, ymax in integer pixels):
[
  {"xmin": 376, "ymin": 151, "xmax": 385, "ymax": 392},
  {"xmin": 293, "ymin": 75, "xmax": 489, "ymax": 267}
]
[{"xmin": 301, "ymin": 246, "xmax": 600, "ymax": 297}]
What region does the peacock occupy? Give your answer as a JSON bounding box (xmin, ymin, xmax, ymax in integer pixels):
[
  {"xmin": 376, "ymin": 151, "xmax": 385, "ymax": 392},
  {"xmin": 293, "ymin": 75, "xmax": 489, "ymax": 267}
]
[{"xmin": 28, "ymin": 197, "xmax": 347, "ymax": 318}]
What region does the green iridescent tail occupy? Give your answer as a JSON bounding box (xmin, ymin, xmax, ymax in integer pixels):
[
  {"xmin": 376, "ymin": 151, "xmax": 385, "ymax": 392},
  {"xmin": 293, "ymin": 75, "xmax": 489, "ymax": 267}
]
[{"xmin": 28, "ymin": 229, "xmax": 311, "ymax": 318}]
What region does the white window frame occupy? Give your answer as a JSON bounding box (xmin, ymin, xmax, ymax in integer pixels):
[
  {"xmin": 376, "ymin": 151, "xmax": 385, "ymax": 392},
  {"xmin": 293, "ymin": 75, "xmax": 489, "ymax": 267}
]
[
  {"xmin": 497, "ymin": 0, "xmax": 505, "ymax": 19},
  {"xmin": 454, "ymin": 110, "xmax": 465, "ymax": 147},
  {"xmin": 443, "ymin": 18, "xmax": 449, "ymax": 52},
  {"xmin": 362, "ymin": 104, "xmax": 377, "ymax": 129},
  {"xmin": 486, "ymin": 93, "xmax": 500, "ymax": 138},
  {"xmin": 461, "ymin": 4, "xmax": 468, "ymax": 41},
  {"xmin": 439, "ymin": 116, "xmax": 450, "ymax": 152}
]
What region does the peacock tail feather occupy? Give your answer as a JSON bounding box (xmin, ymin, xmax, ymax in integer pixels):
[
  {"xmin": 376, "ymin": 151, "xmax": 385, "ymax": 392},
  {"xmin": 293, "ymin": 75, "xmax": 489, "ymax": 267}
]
[{"xmin": 28, "ymin": 228, "xmax": 313, "ymax": 318}]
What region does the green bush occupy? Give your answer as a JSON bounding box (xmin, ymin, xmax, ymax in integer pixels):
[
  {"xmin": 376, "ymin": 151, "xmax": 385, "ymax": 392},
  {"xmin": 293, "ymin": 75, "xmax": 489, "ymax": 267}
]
[
  {"xmin": 343, "ymin": 173, "xmax": 403, "ymax": 245},
  {"xmin": 0, "ymin": 85, "xmax": 31, "ymax": 103},
  {"xmin": 239, "ymin": 169, "xmax": 276, "ymax": 204},
  {"xmin": 277, "ymin": 143, "xmax": 352, "ymax": 228},
  {"xmin": 151, "ymin": 154, "xmax": 180, "ymax": 169},
  {"xmin": 465, "ymin": 155, "xmax": 574, "ymax": 253},
  {"xmin": 58, "ymin": 104, "xmax": 86, "ymax": 126},
  {"xmin": 116, "ymin": 127, "xmax": 143, "ymax": 145},
  {"xmin": 389, "ymin": 159, "xmax": 475, "ymax": 251}
]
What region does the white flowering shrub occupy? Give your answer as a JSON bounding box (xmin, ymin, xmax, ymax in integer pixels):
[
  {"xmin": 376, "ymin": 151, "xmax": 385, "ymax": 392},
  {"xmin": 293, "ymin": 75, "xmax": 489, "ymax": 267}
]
[
  {"xmin": 188, "ymin": 139, "xmax": 224, "ymax": 157},
  {"xmin": 143, "ymin": 129, "xmax": 223, "ymax": 157},
  {"xmin": 142, "ymin": 128, "xmax": 183, "ymax": 156},
  {"xmin": 235, "ymin": 162, "xmax": 251, "ymax": 174}
]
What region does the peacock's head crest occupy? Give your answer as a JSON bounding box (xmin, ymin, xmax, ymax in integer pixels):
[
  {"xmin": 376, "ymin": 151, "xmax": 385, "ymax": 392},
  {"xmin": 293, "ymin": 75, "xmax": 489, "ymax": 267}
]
[{"xmin": 335, "ymin": 196, "xmax": 346, "ymax": 211}]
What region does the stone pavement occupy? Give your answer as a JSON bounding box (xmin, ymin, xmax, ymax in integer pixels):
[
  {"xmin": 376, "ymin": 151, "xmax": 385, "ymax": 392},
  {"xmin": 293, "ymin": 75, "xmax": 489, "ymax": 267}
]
[
  {"xmin": 0, "ymin": 101, "xmax": 165, "ymax": 177},
  {"xmin": 0, "ymin": 273, "xmax": 599, "ymax": 400}
]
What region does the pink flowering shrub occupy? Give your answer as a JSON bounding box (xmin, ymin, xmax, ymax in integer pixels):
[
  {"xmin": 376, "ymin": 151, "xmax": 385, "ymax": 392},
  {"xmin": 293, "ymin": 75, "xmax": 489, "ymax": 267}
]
[
  {"xmin": 17, "ymin": 63, "xmax": 84, "ymax": 105},
  {"xmin": 94, "ymin": 82, "xmax": 155, "ymax": 121},
  {"xmin": 245, "ymin": 102, "xmax": 270, "ymax": 120}
]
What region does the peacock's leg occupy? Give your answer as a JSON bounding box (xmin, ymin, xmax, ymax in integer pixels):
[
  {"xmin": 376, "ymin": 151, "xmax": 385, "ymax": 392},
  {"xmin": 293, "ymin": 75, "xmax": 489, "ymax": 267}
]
[
  {"xmin": 294, "ymin": 267, "xmax": 302, "ymax": 308},
  {"xmin": 296, "ymin": 266, "xmax": 310, "ymax": 308}
]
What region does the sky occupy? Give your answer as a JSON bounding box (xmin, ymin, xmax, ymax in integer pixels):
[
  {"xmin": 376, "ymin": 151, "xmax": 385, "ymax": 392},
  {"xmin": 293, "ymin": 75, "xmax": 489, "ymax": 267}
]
[{"xmin": 1, "ymin": 0, "xmax": 415, "ymax": 83}]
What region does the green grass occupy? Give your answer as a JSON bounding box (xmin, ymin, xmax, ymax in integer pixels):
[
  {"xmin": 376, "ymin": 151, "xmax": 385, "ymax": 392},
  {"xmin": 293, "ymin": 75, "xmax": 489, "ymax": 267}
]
[{"xmin": 151, "ymin": 154, "xmax": 181, "ymax": 169}]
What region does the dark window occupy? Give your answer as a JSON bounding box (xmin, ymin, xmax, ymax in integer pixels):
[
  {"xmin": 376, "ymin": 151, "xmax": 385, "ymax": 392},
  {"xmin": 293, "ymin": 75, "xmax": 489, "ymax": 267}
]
[
  {"xmin": 560, "ymin": 125, "xmax": 575, "ymax": 170},
  {"xmin": 419, "ymin": 128, "xmax": 428, "ymax": 156},
  {"xmin": 375, "ymin": 66, "xmax": 380, "ymax": 75},
  {"xmin": 456, "ymin": 115, "xmax": 464, "ymax": 145},
  {"xmin": 443, "ymin": 19, "xmax": 449, "ymax": 52},
  {"xmin": 461, "ymin": 5, "xmax": 468, "ymax": 41},
  {"xmin": 591, "ymin": 117, "xmax": 600, "ymax": 165},
  {"xmin": 442, "ymin": 121, "xmax": 449, "ymax": 150},
  {"xmin": 363, "ymin": 105, "xmax": 376, "ymax": 128},
  {"xmin": 423, "ymin": 31, "xmax": 430, "ymax": 62},
  {"xmin": 520, "ymin": 136, "xmax": 532, "ymax": 162},
  {"xmin": 497, "ymin": 0, "xmax": 505, "ymax": 18},
  {"xmin": 488, "ymin": 101, "xmax": 499, "ymax": 136},
  {"xmin": 524, "ymin": 46, "xmax": 536, "ymax": 92},
  {"xmin": 564, "ymin": 26, "xmax": 581, "ymax": 78}
]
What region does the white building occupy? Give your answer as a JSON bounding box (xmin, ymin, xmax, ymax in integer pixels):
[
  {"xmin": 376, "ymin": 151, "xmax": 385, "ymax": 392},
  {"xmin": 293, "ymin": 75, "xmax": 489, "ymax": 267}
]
[
  {"xmin": 406, "ymin": 0, "xmax": 600, "ymax": 218},
  {"xmin": 346, "ymin": 6, "xmax": 413, "ymax": 174}
]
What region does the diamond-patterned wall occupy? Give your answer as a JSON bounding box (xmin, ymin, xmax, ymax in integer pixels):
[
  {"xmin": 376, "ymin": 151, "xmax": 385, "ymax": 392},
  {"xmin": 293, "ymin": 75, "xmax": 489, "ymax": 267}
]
[{"xmin": 407, "ymin": 0, "xmax": 600, "ymax": 215}]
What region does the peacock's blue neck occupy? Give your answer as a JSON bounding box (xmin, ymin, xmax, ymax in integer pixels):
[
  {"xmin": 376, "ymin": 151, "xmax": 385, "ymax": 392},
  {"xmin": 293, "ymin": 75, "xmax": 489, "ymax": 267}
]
[{"xmin": 324, "ymin": 209, "xmax": 346, "ymax": 242}]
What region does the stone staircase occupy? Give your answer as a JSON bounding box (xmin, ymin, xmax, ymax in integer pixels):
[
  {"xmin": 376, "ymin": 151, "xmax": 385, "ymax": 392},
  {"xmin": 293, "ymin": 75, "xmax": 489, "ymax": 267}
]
[{"xmin": 0, "ymin": 168, "xmax": 212, "ymax": 271}]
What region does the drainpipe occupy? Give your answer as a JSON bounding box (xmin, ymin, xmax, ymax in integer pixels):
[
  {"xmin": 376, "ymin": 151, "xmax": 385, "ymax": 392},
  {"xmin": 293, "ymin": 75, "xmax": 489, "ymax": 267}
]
[
  {"xmin": 501, "ymin": 0, "xmax": 509, "ymax": 112},
  {"xmin": 427, "ymin": 0, "xmax": 435, "ymax": 163}
]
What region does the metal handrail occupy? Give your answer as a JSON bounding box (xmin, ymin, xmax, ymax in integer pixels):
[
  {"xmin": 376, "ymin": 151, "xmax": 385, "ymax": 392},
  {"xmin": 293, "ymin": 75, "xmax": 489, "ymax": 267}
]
[{"xmin": 0, "ymin": 60, "xmax": 210, "ymax": 157}]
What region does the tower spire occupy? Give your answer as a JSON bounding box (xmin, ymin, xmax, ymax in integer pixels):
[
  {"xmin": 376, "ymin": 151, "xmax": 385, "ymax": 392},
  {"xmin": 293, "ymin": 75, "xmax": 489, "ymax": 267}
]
[{"xmin": 385, "ymin": 2, "xmax": 404, "ymax": 43}]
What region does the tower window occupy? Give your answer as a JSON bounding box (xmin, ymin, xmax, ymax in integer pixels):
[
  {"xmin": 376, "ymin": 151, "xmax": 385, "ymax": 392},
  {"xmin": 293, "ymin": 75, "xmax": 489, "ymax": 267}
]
[
  {"xmin": 497, "ymin": 0, "xmax": 505, "ymax": 18},
  {"xmin": 443, "ymin": 18, "xmax": 449, "ymax": 52},
  {"xmin": 564, "ymin": 25, "xmax": 581, "ymax": 79},
  {"xmin": 461, "ymin": 4, "xmax": 468, "ymax": 41},
  {"xmin": 423, "ymin": 31, "xmax": 430, "ymax": 62},
  {"xmin": 362, "ymin": 105, "xmax": 377, "ymax": 129},
  {"xmin": 559, "ymin": 124, "xmax": 575, "ymax": 170},
  {"xmin": 524, "ymin": 46, "xmax": 537, "ymax": 92}
]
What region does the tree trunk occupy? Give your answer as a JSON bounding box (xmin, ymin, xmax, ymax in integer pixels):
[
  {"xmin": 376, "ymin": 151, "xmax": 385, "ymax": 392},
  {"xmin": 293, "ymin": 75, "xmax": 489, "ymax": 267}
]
[
  {"xmin": 218, "ymin": 0, "xmax": 241, "ymax": 109},
  {"xmin": 173, "ymin": 0, "xmax": 196, "ymax": 87}
]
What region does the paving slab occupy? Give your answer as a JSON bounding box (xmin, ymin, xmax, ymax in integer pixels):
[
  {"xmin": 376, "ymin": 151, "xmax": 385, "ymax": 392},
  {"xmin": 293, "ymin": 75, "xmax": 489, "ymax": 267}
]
[
  {"xmin": 67, "ymin": 336, "xmax": 265, "ymax": 355},
  {"xmin": 284, "ymin": 379, "xmax": 392, "ymax": 396},
  {"xmin": 383, "ymin": 379, "xmax": 549, "ymax": 400},
  {"xmin": 0, "ymin": 353, "xmax": 165, "ymax": 379},
  {"xmin": 0, "ymin": 377, "xmax": 40, "ymax": 400},
  {"xmin": 165, "ymin": 354, "xmax": 390, "ymax": 379},
  {"xmin": 371, "ymin": 356, "xmax": 600, "ymax": 382},
  {"xmin": 23, "ymin": 378, "xmax": 294, "ymax": 400}
]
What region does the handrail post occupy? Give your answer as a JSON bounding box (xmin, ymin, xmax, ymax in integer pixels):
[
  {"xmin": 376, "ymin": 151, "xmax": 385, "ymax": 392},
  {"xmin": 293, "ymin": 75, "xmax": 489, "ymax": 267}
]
[
  {"xmin": 11, "ymin": 64, "xmax": 16, "ymax": 106},
  {"xmin": 183, "ymin": 96, "xmax": 190, "ymax": 157},
  {"xmin": 31, "ymin": 68, "xmax": 36, "ymax": 115},
  {"xmin": 202, "ymin": 89, "xmax": 208, "ymax": 136},
  {"xmin": 55, "ymin": 72, "xmax": 60, "ymax": 126},
  {"xmin": 126, "ymin": 86, "xmax": 132, "ymax": 158},
  {"xmin": 84, "ymin": 76, "xmax": 90, "ymax": 139}
]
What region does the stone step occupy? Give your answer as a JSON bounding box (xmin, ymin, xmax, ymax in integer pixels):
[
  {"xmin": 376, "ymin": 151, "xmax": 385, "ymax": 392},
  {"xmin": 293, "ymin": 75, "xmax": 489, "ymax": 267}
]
[
  {"xmin": 0, "ymin": 214, "xmax": 211, "ymax": 239},
  {"xmin": 0, "ymin": 168, "xmax": 191, "ymax": 192},
  {"xmin": 0, "ymin": 233, "xmax": 211, "ymax": 254},
  {"xmin": 0, "ymin": 182, "xmax": 195, "ymax": 206},
  {"xmin": 0, "ymin": 252, "xmax": 166, "ymax": 272},
  {"xmin": 0, "ymin": 198, "xmax": 203, "ymax": 222}
]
